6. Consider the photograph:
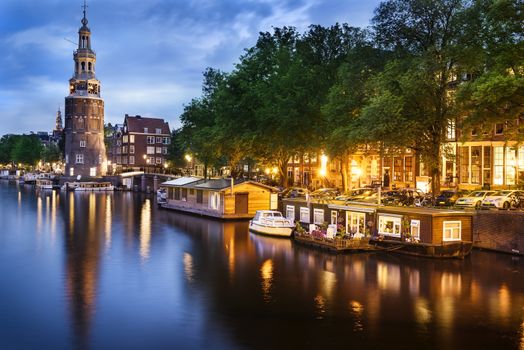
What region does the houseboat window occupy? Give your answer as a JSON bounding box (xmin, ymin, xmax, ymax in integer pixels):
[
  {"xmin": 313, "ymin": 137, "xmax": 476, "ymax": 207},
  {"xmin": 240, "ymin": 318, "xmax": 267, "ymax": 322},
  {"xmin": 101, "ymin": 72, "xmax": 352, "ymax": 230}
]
[
  {"xmin": 378, "ymin": 215, "xmax": 401, "ymax": 237},
  {"xmin": 196, "ymin": 190, "xmax": 203, "ymax": 204},
  {"xmin": 299, "ymin": 207, "xmax": 310, "ymax": 223},
  {"xmin": 347, "ymin": 212, "xmax": 365, "ymax": 235},
  {"xmin": 313, "ymin": 209, "xmax": 324, "ymax": 224},
  {"xmin": 410, "ymin": 220, "xmax": 420, "ymax": 240},
  {"xmin": 286, "ymin": 205, "xmax": 295, "ymax": 221},
  {"xmin": 330, "ymin": 211, "xmax": 338, "ymax": 225},
  {"xmin": 210, "ymin": 192, "xmax": 220, "ymax": 210},
  {"xmin": 181, "ymin": 188, "xmax": 188, "ymax": 201},
  {"xmin": 189, "ymin": 189, "xmax": 195, "ymax": 195},
  {"xmin": 443, "ymin": 221, "xmax": 461, "ymax": 241},
  {"xmin": 174, "ymin": 188, "xmax": 180, "ymax": 200}
]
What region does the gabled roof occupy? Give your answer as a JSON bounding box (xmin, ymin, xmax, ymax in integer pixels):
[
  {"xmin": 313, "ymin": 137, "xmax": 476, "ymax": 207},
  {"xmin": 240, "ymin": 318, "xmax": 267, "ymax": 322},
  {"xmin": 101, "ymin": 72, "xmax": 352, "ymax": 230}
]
[
  {"xmin": 162, "ymin": 176, "xmax": 202, "ymax": 186},
  {"xmin": 124, "ymin": 115, "xmax": 170, "ymax": 134}
]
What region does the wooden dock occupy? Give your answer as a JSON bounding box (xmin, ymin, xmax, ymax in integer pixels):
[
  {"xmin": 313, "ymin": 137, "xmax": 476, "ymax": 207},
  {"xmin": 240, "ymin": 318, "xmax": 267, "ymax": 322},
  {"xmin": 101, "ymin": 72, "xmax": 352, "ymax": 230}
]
[{"xmin": 293, "ymin": 233, "xmax": 377, "ymax": 253}]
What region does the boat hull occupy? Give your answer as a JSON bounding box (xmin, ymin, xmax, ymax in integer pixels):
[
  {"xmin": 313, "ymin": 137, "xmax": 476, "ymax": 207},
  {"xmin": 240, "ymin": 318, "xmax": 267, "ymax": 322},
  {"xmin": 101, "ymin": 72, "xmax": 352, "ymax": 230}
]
[
  {"xmin": 370, "ymin": 239, "xmax": 473, "ymax": 259},
  {"xmin": 248, "ymin": 222, "xmax": 293, "ymax": 237},
  {"xmin": 75, "ymin": 187, "xmax": 114, "ymax": 191}
]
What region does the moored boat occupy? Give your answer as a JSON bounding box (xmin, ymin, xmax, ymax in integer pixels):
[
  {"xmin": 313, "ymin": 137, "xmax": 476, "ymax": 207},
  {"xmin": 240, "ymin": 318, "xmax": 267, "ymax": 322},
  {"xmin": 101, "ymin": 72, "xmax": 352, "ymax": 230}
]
[
  {"xmin": 36, "ymin": 179, "xmax": 54, "ymax": 190},
  {"xmin": 249, "ymin": 210, "xmax": 294, "ymax": 237},
  {"xmin": 74, "ymin": 182, "xmax": 114, "ymax": 191}
]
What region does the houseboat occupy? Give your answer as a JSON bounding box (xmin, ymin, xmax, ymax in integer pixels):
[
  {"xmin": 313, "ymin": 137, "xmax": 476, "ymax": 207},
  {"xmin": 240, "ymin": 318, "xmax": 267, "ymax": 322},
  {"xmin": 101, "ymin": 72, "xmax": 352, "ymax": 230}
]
[
  {"xmin": 74, "ymin": 182, "xmax": 114, "ymax": 191},
  {"xmin": 248, "ymin": 210, "xmax": 294, "ymax": 237},
  {"xmin": 370, "ymin": 206, "xmax": 473, "ymax": 258},
  {"xmin": 35, "ymin": 179, "xmax": 55, "ymax": 190},
  {"xmin": 160, "ymin": 177, "xmax": 279, "ymax": 219},
  {"xmin": 282, "ymin": 198, "xmax": 473, "ymax": 258}
]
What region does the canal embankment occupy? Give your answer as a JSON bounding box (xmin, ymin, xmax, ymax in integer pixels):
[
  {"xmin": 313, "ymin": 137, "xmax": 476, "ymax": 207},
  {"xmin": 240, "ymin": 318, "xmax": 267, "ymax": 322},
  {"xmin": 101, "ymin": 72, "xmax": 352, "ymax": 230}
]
[{"xmin": 473, "ymin": 211, "xmax": 524, "ymax": 255}]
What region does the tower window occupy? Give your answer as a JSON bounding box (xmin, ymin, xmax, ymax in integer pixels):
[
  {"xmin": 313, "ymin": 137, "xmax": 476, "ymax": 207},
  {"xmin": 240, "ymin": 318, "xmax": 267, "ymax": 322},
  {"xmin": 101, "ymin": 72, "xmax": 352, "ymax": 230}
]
[
  {"xmin": 81, "ymin": 62, "xmax": 85, "ymax": 71},
  {"xmin": 88, "ymin": 62, "xmax": 92, "ymax": 71}
]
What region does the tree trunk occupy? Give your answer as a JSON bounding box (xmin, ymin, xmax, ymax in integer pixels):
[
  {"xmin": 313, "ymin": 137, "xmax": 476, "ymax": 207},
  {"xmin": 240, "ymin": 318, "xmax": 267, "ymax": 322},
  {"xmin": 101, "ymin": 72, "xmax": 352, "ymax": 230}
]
[{"xmin": 340, "ymin": 153, "xmax": 349, "ymax": 192}]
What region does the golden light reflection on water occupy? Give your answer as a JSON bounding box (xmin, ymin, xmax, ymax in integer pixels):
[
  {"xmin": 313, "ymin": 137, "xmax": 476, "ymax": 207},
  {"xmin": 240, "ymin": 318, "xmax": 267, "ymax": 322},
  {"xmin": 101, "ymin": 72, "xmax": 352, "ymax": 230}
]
[
  {"xmin": 105, "ymin": 195, "xmax": 112, "ymax": 249},
  {"xmin": 314, "ymin": 295, "xmax": 326, "ymax": 319},
  {"xmin": 498, "ymin": 284, "xmax": 510, "ymax": 322},
  {"xmin": 50, "ymin": 191, "xmax": 57, "ymax": 241},
  {"xmin": 139, "ymin": 199, "xmax": 151, "ymax": 262},
  {"xmin": 17, "ymin": 191, "xmax": 21, "ymax": 208},
  {"xmin": 36, "ymin": 196, "xmax": 42, "ymax": 234},
  {"xmin": 441, "ymin": 272, "xmax": 462, "ymax": 297},
  {"xmin": 227, "ymin": 235, "xmax": 235, "ymax": 280},
  {"xmin": 183, "ymin": 252, "xmax": 194, "ymax": 283},
  {"xmin": 415, "ymin": 297, "xmax": 432, "ymax": 326},
  {"xmin": 377, "ymin": 262, "xmax": 400, "ymax": 294},
  {"xmin": 69, "ymin": 192, "xmax": 75, "ymax": 234},
  {"xmin": 320, "ymin": 270, "xmax": 336, "ymax": 299},
  {"xmin": 520, "ymin": 320, "xmax": 523, "ymax": 350},
  {"xmin": 260, "ymin": 259, "xmax": 273, "ymax": 303},
  {"xmin": 409, "ymin": 269, "xmax": 420, "ymax": 296},
  {"xmin": 349, "ymin": 300, "xmax": 364, "ymax": 332},
  {"xmin": 88, "ymin": 193, "xmax": 96, "ymax": 234}
]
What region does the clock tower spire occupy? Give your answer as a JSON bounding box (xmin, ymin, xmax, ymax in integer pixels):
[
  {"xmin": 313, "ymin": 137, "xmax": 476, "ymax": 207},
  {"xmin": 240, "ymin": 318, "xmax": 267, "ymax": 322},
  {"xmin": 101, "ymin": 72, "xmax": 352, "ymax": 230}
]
[{"xmin": 64, "ymin": 1, "xmax": 106, "ymax": 178}]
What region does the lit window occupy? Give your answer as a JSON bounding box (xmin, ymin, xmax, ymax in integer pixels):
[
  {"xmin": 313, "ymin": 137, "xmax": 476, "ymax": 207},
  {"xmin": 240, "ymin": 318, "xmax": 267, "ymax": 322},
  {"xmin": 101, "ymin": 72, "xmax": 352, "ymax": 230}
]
[
  {"xmin": 443, "ymin": 221, "xmax": 461, "ymax": 241},
  {"xmin": 286, "ymin": 205, "xmax": 295, "ymax": 221},
  {"xmin": 122, "ymin": 135, "xmax": 128, "ymax": 143},
  {"xmin": 90, "ymin": 167, "xmax": 96, "ymax": 177},
  {"xmin": 156, "ymin": 147, "xmax": 162, "ymax": 154},
  {"xmin": 410, "ymin": 220, "xmax": 420, "ymax": 240},
  {"xmin": 378, "ymin": 215, "xmax": 401, "ymax": 237},
  {"xmin": 347, "ymin": 212, "xmax": 365, "ymax": 235},
  {"xmin": 129, "ymin": 156, "xmax": 135, "ymax": 164},
  {"xmin": 144, "ymin": 127, "xmax": 149, "ymax": 133},
  {"xmin": 313, "ymin": 209, "xmax": 324, "ymax": 224},
  {"xmin": 69, "ymin": 167, "xmax": 74, "ymax": 176},
  {"xmin": 330, "ymin": 211, "xmax": 338, "ymax": 225},
  {"xmin": 300, "ymin": 207, "xmax": 310, "ymax": 223},
  {"xmin": 129, "ymin": 135, "xmax": 135, "ymax": 143},
  {"xmin": 156, "ymin": 157, "xmax": 162, "ymax": 164},
  {"xmin": 80, "ymin": 140, "xmax": 86, "ymax": 147},
  {"xmin": 147, "ymin": 146, "xmax": 155, "ymax": 155},
  {"xmin": 129, "ymin": 145, "xmax": 135, "ymax": 154},
  {"xmin": 209, "ymin": 192, "xmax": 220, "ymax": 210},
  {"xmin": 156, "ymin": 128, "xmax": 162, "ymax": 134}
]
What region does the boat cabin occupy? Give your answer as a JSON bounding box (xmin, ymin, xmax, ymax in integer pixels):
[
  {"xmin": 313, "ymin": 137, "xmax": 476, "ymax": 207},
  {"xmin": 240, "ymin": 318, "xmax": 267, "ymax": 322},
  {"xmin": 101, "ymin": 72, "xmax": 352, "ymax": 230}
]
[{"xmin": 161, "ymin": 177, "xmax": 279, "ymax": 219}]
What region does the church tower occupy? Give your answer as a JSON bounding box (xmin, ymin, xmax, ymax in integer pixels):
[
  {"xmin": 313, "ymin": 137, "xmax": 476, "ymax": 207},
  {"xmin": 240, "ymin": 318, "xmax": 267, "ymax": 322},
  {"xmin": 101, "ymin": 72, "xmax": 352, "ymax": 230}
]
[
  {"xmin": 64, "ymin": 1, "xmax": 106, "ymax": 178},
  {"xmin": 55, "ymin": 108, "xmax": 63, "ymax": 132}
]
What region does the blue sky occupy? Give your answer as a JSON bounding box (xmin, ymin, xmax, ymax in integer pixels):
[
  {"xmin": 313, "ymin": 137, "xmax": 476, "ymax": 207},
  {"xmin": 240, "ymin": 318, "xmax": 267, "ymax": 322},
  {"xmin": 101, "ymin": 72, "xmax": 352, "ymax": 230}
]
[{"xmin": 0, "ymin": 0, "xmax": 381, "ymax": 135}]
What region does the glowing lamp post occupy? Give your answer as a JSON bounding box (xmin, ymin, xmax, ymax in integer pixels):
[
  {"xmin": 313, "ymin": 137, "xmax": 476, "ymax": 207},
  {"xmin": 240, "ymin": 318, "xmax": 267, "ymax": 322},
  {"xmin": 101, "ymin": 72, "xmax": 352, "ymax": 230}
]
[
  {"xmin": 185, "ymin": 154, "xmax": 192, "ymax": 175},
  {"xmin": 319, "ymin": 154, "xmax": 328, "ymax": 186}
]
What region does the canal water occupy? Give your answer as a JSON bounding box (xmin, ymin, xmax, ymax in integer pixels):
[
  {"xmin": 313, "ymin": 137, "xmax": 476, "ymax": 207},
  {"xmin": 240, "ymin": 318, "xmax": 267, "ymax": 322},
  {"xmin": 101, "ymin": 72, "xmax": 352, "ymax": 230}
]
[{"xmin": 0, "ymin": 182, "xmax": 523, "ymax": 350}]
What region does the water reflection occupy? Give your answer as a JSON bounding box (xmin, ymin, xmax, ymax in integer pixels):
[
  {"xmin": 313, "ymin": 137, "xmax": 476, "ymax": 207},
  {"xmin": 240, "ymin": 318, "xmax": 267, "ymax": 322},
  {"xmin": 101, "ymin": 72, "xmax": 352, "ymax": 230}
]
[
  {"xmin": 1, "ymin": 182, "xmax": 523, "ymax": 350},
  {"xmin": 139, "ymin": 199, "xmax": 151, "ymax": 262},
  {"xmin": 260, "ymin": 259, "xmax": 273, "ymax": 303}
]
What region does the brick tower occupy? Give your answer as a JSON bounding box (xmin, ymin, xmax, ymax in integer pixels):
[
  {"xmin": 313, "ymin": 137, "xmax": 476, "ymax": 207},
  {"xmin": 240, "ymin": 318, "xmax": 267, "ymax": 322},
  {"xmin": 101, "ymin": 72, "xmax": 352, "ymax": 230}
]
[{"xmin": 64, "ymin": 1, "xmax": 106, "ymax": 178}]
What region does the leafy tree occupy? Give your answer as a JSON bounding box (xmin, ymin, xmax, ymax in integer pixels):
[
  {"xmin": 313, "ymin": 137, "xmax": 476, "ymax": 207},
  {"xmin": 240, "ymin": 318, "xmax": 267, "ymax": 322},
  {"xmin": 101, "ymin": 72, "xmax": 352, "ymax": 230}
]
[
  {"xmin": 41, "ymin": 143, "xmax": 61, "ymax": 163},
  {"xmin": 0, "ymin": 134, "xmax": 20, "ymax": 164},
  {"xmin": 360, "ymin": 0, "xmax": 471, "ymax": 194},
  {"xmin": 11, "ymin": 135, "xmax": 43, "ymax": 166}
]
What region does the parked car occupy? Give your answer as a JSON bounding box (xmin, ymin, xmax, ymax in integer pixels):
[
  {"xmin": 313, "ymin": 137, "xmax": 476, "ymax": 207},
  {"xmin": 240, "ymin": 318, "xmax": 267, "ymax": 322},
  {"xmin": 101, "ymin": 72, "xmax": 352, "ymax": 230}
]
[
  {"xmin": 382, "ymin": 188, "xmax": 424, "ymax": 206},
  {"xmin": 435, "ymin": 190, "xmax": 466, "ymax": 207},
  {"xmin": 280, "ymin": 187, "xmax": 309, "ymax": 199},
  {"xmin": 454, "ymin": 190, "xmax": 496, "ymax": 209},
  {"xmin": 336, "ymin": 188, "xmax": 375, "ymax": 202},
  {"xmin": 310, "ymin": 188, "xmax": 340, "ymax": 200},
  {"xmin": 481, "ymin": 190, "xmax": 524, "ymax": 209}
]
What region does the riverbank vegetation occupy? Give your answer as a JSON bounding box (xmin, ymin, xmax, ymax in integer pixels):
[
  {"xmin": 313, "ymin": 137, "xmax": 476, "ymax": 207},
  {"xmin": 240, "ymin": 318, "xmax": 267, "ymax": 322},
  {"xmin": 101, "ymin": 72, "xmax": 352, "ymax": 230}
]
[{"xmin": 173, "ymin": 0, "xmax": 523, "ymax": 193}]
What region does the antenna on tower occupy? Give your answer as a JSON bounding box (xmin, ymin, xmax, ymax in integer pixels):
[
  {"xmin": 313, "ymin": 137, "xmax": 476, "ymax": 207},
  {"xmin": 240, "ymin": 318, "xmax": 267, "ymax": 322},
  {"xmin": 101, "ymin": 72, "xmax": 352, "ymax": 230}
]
[{"xmin": 82, "ymin": 0, "xmax": 88, "ymax": 19}]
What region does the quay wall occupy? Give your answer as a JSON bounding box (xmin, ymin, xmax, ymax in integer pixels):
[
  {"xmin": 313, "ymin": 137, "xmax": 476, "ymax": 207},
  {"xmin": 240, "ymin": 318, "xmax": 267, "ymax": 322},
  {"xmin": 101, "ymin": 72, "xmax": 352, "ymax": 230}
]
[{"xmin": 472, "ymin": 211, "xmax": 524, "ymax": 255}]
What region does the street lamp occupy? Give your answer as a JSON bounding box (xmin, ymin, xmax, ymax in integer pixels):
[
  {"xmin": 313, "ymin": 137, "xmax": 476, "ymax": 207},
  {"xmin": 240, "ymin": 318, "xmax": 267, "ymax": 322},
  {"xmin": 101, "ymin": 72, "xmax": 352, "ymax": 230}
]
[{"xmin": 185, "ymin": 154, "xmax": 192, "ymax": 175}]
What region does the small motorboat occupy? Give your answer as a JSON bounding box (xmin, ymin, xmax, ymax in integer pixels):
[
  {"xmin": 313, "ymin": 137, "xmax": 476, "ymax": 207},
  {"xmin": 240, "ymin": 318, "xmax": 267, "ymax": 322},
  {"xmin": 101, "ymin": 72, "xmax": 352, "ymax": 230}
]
[
  {"xmin": 249, "ymin": 210, "xmax": 294, "ymax": 237},
  {"xmin": 157, "ymin": 188, "xmax": 167, "ymax": 205}
]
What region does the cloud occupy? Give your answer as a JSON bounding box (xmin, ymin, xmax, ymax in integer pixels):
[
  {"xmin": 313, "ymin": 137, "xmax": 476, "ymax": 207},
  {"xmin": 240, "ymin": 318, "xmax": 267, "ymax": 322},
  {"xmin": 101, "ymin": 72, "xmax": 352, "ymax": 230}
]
[{"xmin": 0, "ymin": 0, "xmax": 380, "ymax": 135}]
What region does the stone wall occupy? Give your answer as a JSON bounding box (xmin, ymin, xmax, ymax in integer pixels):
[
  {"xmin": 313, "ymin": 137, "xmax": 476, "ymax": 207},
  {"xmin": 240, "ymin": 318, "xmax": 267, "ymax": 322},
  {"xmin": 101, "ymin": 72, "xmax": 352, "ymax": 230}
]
[{"xmin": 473, "ymin": 211, "xmax": 524, "ymax": 255}]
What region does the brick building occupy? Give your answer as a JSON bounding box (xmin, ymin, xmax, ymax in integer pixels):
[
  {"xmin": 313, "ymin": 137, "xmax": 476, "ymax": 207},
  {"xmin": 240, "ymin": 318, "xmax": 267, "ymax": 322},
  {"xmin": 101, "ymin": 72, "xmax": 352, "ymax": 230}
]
[{"xmin": 115, "ymin": 115, "xmax": 171, "ymax": 171}]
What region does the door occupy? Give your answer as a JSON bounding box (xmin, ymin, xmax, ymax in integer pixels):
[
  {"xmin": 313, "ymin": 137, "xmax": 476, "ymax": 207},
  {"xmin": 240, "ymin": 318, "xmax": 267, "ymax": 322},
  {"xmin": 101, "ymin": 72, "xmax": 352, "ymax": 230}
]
[{"xmin": 235, "ymin": 193, "xmax": 248, "ymax": 214}]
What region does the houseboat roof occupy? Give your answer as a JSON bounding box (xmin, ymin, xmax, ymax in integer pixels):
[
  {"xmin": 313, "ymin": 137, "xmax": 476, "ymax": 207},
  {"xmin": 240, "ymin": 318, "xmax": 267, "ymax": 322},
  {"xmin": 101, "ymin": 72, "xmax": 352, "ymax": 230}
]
[
  {"xmin": 162, "ymin": 177, "xmax": 203, "ymax": 186},
  {"xmin": 193, "ymin": 178, "xmax": 245, "ymax": 190}
]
